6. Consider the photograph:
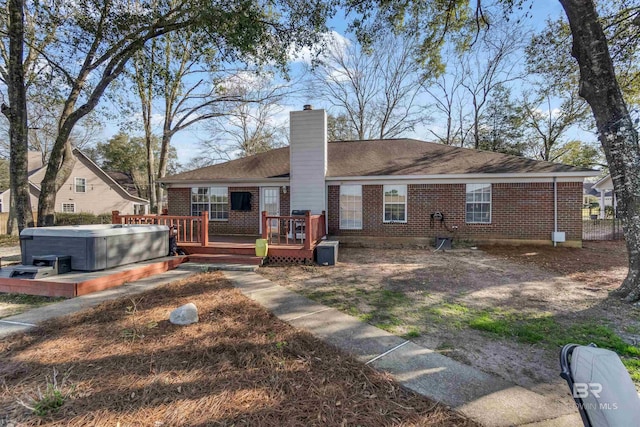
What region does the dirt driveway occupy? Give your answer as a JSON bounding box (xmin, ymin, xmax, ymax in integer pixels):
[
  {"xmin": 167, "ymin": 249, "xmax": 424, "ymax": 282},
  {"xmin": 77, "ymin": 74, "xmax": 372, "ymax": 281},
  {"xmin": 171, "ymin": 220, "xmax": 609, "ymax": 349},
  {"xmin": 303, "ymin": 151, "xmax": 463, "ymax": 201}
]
[{"xmin": 259, "ymin": 241, "xmax": 638, "ymax": 400}]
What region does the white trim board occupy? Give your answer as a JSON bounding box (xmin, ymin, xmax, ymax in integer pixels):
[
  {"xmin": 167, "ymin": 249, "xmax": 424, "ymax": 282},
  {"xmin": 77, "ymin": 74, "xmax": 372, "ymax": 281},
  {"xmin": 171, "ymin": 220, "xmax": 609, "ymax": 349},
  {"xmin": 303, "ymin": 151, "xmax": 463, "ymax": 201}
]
[
  {"xmin": 326, "ymin": 177, "xmax": 588, "ymax": 185},
  {"xmin": 164, "ymin": 179, "xmax": 289, "ymax": 188}
]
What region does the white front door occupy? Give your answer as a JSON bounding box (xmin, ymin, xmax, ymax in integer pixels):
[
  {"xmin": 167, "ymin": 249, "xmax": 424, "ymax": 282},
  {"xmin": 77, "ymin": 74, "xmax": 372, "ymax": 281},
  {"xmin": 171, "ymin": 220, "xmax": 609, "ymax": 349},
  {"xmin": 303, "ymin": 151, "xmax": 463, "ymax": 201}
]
[{"xmin": 260, "ymin": 187, "xmax": 280, "ymax": 234}]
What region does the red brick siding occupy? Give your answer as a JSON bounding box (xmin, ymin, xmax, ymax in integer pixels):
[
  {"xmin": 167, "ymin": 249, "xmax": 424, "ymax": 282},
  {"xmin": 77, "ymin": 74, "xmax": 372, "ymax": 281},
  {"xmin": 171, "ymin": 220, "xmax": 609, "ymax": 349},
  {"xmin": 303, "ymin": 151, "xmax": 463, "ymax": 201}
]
[
  {"xmin": 168, "ymin": 186, "xmax": 291, "ymax": 235},
  {"xmin": 167, "ymin": 188, "xmax": 190, "ymax": 215},
  {"xmin": 328, "ymin": 182, "xmax": 582, "ymax": 242},
  {"xmin": 210, "ymin": 187, "xmax": 260, "ymax": 235},
  {"xmin": 280, "ymin": 188, "xmax": 290, "ymax": 216}
]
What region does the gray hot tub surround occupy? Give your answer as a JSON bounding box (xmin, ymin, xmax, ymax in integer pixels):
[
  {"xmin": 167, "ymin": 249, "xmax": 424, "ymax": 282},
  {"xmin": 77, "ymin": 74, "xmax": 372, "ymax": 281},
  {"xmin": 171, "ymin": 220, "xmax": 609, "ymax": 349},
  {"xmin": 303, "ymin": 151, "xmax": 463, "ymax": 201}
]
[{"xmin": 20, "ymin": 224, "xmax": 169, "ymax": 271}]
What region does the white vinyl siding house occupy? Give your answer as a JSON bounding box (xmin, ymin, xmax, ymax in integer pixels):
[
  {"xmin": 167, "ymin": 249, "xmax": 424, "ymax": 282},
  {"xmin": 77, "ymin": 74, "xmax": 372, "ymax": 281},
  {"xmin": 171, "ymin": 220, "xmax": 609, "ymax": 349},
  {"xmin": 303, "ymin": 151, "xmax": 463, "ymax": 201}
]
[{"xmin": 0, "ymin": 150, "xmax": 149, "ymax": 215}]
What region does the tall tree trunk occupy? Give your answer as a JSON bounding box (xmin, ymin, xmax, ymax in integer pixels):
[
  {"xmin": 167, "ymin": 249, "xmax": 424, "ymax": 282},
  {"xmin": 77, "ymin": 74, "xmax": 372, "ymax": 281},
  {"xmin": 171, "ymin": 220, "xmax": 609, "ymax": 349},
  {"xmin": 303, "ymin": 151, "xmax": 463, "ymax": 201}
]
[
  {"xmin": 156, "ymin": 130, "xmax": 172, "ymax": 213},
  {"xmin": 135, "ymin": 45, "xmax": 158, "ymax": 213},
  {"xmin": 7, "ymin": 192, "xmax": 19, "ymax": 236},
  {"xmin": 559, "ymin": 0, "xmax": 640, "ymax": 302},
  {"xmin": 146, "ymin": 134, "xmax": 157, "ymax": 212},
  {"xmin": 1, "ymin": 0, "xmax": 34, "ymax": 233},
  {"xmin": 37, "ymin": 135, "xmax": 75, "ymax": 226}
]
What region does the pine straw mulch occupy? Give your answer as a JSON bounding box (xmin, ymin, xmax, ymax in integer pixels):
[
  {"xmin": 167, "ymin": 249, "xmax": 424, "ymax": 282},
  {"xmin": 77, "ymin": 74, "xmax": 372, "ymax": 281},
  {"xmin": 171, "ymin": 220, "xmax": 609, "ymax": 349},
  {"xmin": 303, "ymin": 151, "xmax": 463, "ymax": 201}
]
[
  {"xmin": 0, "ymin": 272, "xmax": 477, "ymax": 427},
  {"xmin": 481, "ymin": 240, "xmax": 628, "ymax": 289}
]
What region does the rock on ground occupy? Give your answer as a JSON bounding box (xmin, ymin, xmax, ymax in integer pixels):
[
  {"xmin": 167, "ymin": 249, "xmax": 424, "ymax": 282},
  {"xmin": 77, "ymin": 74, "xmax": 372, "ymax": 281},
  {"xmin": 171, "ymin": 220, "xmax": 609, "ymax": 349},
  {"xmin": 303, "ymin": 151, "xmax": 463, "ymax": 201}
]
[{"xmin": 169, "ymin": 303, "xmax": 198, "ymax": 325}]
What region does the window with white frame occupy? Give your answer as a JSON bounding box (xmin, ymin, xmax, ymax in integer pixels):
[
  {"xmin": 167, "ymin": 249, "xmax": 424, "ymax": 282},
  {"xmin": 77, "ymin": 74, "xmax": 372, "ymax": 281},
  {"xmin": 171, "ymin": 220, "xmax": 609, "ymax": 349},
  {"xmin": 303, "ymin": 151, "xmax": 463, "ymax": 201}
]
[
  {"xmin": 62, "ymin": 203, "xmax": 76, "ymax": 213},
  {"xmin": 191, "ymin": 187, "xmax": 228, "ymax": 220},
  {"xmin": 340, "ymin": 185, "xmax": 362, "ymax": 229},
  {"xmin": 74, "ymin": 177, "xmax": 86, "ymax": 193},
  {"xmin": 383, "ymin": 185, "xmax": 407, "ymax": 223},
  {"xmin": 134, "ymin": 204, "xmax": 146, "ymax": 215},
  {"xmin": 466, "ymin": 183, "xmax": 491, "ymax": 223}
]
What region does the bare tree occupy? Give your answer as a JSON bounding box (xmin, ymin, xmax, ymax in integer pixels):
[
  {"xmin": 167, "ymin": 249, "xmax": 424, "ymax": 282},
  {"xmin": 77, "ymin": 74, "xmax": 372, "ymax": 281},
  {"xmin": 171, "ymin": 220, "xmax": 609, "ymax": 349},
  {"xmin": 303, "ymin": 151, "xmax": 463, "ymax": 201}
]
[
  {"xmin": 458, "ymin": 20, "xmax": 524, "ymax": 150},
  {"xmin": 129, "ymin": 27, "xmax": 249, "ymax": 212},
  {"xmin": 311, "ymin": 31, "xmax": 426, "ymax": 140},
  {"xmin": 521, "ymin": 89, "xmax": 590, "ymax": 161},
  {"xmin": 197, "ymin": 75, "xmax": 288, "ymax": 163},
  {"xmin": 1, "ymin": 0, "xmax": 333, "ymax": 226},
  {"xmin": 422, "ymin": 52, "xmax": 468, "ymax": 146}
]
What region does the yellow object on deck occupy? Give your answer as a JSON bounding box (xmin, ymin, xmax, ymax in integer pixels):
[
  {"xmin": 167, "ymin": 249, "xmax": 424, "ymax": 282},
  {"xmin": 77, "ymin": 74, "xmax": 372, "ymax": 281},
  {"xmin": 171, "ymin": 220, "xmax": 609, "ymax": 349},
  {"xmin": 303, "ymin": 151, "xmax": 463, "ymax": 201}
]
[{"xmin": 255, "ymin": 239, "xmax": 268, "ymax": 257}]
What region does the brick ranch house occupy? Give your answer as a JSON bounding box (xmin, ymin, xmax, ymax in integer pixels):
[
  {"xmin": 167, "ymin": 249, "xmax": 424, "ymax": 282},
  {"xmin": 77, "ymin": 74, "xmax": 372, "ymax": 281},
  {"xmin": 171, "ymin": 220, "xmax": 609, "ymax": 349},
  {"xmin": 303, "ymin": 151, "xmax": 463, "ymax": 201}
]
[{"xmin": 161, "ymin": 108, "xmax": 598, "ymax": 248}]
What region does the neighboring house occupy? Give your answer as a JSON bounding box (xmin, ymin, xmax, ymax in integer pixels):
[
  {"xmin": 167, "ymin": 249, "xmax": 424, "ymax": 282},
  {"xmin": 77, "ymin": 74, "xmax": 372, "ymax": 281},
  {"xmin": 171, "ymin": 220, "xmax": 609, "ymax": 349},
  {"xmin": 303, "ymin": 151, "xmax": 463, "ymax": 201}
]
[
  {"xmin": 592, "ymin": 174, "xmax": 617, "ymax": 219},
  {"xmin": 0, "ymin": 149, "xmax": 149, "ymax": 215},
  {"xmin": 583, "ymin": 182, "xmax": 613, "ymax": 207},
  {"xmin": 161, "ymin": 108, "xmax": 598, "ymax": 247}
]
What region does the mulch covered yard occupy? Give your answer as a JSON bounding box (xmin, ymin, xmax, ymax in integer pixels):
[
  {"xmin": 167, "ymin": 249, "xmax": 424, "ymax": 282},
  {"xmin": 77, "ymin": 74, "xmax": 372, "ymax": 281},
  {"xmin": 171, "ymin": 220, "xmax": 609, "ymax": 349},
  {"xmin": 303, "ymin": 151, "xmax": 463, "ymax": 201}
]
[
  {"xmin": 0, "ymin": 272, "xmax": 475, "ymax": 426},
  {"xmin": 481, "ymin": 241, "xmax": 628, "ymax": 289}
]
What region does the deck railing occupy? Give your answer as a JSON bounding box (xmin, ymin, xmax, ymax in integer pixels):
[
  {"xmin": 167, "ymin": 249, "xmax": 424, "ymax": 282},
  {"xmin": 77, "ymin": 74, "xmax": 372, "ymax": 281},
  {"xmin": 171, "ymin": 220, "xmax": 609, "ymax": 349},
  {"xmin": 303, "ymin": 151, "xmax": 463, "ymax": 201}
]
[
  {"xmin": 261, "ymin": 211, "xmax": 326, "ymax": 250},
  {"xmin": 112, "ymin": 210, "xmax": 209, "ymax": 246}
]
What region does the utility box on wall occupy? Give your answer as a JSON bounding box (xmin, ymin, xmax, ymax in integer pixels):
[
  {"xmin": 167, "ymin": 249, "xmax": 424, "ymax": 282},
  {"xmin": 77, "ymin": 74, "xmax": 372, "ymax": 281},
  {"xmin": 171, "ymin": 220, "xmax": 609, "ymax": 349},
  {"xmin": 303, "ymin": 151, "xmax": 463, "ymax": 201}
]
[
  {"xmin": 435, "ymin": 237, "xmax": 452, "ymax": 250},
  {"xmin": 316, "ymin": 240, "xmax": 339, "ymax": 266},
  {"xmin": 552, "ymin": 232, "xmax": 566, "ymax": 243}
]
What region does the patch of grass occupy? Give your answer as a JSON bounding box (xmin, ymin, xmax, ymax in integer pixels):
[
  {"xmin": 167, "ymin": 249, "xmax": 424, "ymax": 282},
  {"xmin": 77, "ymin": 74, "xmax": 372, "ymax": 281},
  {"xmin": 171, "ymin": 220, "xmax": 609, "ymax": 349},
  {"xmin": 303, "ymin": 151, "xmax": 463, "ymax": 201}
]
[
  {"xmin": 32, "ymin": 385, "xmax": 65, "ymax": 416},
  {"xmin": 374, "ymin": 314, "xmax": 403, "ymax": 332},
  {"xmin": 560, "ymin": 323, "xmax": 640, "ymax": 357},
  {"xmin": 623, "ymin": 324, "xmax": 640, "ymax": 335},
  {"xmin": 402, "ymin": 327, "xmax": 421, "ymax": 338},
  {"xmin": 423, "ymin": 300, "xmax": 640, "ymax": 381},
  {"xmin": 468, "ymin": 311, "xmax": 556, "ymax": 344},
  {"xmin": 430, "ymin": 302, "xmax": 640, "ymax": 381},
  {"xmin": 357, "ymin": 289, "xmax": 412, "ymax": 309},
  {"xmin": 622, "ymin": 359, "xmax": 640, "ymax": 382},
  {"xmin": 0, "ymin": 293, "xmax": 65, "ymax": 306},
  {"xmin": 358, "ymin": 313, "xmax": 374, "ymax": 322},
  {"xmin": 0, "ymin": 234, "xmax": 19, "ymax": 247},
  {"xmin": 436, "ymin": 342, "xmax": 455, "ymax": 351},
  {"xmin": 18, "ymin": 368, "xmax": 74, "ymax": 416},
  {"xmin": 306, "ymin": 289, "xmax": 343, "ymax": 304},
  {"xmin": 425, "ymin": 303, "xmax": 470, "ymax": 329}
]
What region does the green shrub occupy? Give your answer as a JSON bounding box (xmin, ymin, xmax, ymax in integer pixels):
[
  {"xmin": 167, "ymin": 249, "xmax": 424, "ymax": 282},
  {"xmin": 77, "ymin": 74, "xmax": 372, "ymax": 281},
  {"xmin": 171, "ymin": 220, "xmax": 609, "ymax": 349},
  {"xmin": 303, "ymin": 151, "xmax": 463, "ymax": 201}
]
[{"xmin": 54, "ymin": 212, "xmax": 112, "ymax": 226}]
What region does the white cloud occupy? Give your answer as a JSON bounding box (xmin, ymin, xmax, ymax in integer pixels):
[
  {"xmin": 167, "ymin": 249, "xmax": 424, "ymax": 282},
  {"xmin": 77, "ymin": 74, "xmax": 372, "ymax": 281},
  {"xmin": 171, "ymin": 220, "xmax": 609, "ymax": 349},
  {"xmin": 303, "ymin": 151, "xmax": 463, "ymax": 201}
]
[{"xmin": 288, "ymin": 31, "xmax": 351, "ymax": 65}]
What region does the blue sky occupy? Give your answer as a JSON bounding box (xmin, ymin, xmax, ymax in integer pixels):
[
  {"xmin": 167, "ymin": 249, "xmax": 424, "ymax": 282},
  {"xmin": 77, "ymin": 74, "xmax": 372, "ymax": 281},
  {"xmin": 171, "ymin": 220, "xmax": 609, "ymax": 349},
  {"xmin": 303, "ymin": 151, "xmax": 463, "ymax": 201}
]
[{"xmin": 97, "ymin": 1, "xmax": 592, "ymax": 168}]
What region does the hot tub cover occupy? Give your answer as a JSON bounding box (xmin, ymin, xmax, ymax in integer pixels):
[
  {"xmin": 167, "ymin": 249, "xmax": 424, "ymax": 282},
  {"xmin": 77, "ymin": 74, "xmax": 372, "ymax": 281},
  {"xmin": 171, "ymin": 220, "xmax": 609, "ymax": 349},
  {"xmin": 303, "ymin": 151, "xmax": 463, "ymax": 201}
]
[{"xmin": 20, "ymin": 224, "xmax": 168, "ymax": 237}]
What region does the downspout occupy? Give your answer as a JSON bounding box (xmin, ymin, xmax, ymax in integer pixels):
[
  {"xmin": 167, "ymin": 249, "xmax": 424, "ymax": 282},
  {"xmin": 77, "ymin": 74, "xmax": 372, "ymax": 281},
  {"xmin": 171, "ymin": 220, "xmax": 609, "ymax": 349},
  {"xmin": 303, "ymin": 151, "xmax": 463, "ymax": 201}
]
[{"xmin": 554, "ymin": 177, "xmax": 558, "ymax": 248}]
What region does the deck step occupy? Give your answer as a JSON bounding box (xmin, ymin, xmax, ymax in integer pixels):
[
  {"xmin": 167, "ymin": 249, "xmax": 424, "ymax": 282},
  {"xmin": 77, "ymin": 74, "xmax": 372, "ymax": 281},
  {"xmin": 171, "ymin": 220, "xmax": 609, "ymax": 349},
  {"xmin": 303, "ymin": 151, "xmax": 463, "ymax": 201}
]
[
  {"xmin": 187, "ymin": 253, "xmax": 263, "ymax": 266},
  {"xmin": 179, "ymin": 263, "xmax": 258, "ymax": 272},
  {"xmin": 206, "ymin": 246, "xmax": 257, "ymax": 256}
]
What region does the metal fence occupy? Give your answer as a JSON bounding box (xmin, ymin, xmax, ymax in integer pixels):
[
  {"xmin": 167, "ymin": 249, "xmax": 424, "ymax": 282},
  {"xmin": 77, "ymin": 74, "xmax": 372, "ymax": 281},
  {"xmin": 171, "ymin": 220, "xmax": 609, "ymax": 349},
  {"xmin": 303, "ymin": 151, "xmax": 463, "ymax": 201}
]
[
  {"xmin": 583, "ymin": 218, "xmax": 624, "ymax": 241},
  {"xmin": 582, "ymin": 204, "xmax": 624, "ymax": 241}
]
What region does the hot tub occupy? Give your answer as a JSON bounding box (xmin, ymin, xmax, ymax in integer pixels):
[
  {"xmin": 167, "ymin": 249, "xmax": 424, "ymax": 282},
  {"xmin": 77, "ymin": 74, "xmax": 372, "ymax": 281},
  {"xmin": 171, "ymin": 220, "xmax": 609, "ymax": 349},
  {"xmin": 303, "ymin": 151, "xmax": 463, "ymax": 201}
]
[{"xmin": 20, "ymin": 224, "xmax": 169, "ymax": 271}]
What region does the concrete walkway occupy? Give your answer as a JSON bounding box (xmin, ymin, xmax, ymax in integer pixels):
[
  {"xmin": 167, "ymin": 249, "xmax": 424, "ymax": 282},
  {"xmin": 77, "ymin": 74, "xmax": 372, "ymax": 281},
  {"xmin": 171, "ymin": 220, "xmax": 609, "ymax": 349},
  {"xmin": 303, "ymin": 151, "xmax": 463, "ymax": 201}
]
[{"xmin": 224, "ymin": 271, "xmax": 581, "ymax": 427}]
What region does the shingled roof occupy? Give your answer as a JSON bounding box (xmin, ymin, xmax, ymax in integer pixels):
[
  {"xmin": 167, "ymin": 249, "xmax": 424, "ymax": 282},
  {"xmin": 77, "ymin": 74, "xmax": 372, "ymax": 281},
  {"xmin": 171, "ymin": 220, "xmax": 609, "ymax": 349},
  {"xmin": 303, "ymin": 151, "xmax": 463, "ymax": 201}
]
[{"xmin": 162, "ymin": 139, "xmax": 594, "ymax": 183}]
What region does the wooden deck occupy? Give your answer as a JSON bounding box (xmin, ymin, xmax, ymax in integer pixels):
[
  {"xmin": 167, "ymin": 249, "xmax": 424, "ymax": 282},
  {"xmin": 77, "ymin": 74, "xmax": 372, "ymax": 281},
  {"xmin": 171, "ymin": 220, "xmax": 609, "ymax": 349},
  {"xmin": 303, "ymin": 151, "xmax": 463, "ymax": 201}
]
[
  {"xmin": 111, "ymin": 211, "xmax": 326, "ymax": 264},
  {"xmin": 0, "ymin": 256, "xmax": 187, "ymax": 298},
  {"xmin": 180, "ymin": 236, "xmax": 314, "ymax": 263}
]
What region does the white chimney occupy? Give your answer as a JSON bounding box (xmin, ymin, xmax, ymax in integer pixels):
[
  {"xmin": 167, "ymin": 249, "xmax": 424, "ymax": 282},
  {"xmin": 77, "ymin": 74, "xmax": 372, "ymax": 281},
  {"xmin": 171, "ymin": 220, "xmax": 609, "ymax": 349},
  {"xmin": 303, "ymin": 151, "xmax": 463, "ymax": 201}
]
[{"xmin": 289, "ymin": 107, "xmax": 327, "ymax": 214}]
